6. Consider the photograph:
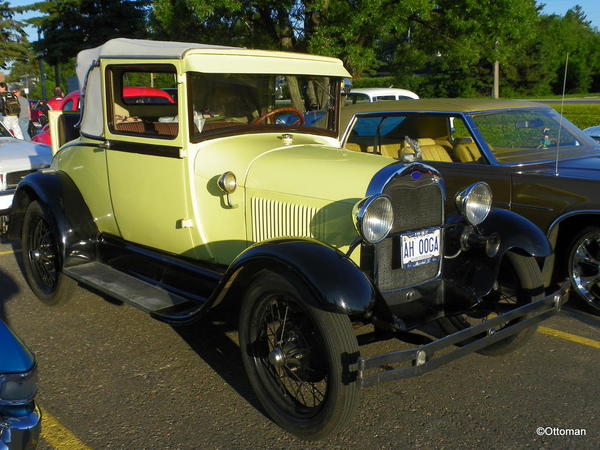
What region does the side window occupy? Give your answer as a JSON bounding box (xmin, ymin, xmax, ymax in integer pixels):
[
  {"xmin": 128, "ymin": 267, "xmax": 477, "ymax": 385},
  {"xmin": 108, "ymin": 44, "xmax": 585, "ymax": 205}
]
[
  {"xmin": 350, "ymin": 115, "xmax": 406, "ymax": 138},
  {"xmin": 346, "ymin": 113, "xmax": 485, "ymax": 164},
  {"xmin": 346, "ymin": 93, "xmax": 370, "ymax": 105},
  {"xmin": 449, "ymin": 116, "xmax": 484, "ymax": 164},
  {"xmin": 107, "ymin": 65, "xmax": 178, "ymax": 139},
  {"xmin": 63, "ymin": 99, "xmax": 74, "ymax": 111},
  {"xmin": 345, "ymin": 115, "xmax": 407, "ymax": 155}
]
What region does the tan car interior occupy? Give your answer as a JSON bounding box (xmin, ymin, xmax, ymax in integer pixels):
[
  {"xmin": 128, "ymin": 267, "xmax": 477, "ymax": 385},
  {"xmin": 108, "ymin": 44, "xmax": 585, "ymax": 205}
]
[{"xmin": 345, "ymin": 115, "xmax": 483, "ymax": 164}]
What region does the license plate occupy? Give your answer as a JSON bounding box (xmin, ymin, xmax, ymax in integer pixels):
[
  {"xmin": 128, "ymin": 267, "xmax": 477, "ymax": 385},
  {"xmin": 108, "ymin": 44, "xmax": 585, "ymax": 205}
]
[{"xmin": 400, "ymin": 228, "xmax": 441, "ymax": 268}]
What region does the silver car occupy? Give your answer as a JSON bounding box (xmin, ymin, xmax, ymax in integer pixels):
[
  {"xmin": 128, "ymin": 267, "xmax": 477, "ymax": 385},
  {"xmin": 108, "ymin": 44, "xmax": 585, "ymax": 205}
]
[{"xmin": 0, "ymin": 122, "xmax": 52, "ymax": 232}]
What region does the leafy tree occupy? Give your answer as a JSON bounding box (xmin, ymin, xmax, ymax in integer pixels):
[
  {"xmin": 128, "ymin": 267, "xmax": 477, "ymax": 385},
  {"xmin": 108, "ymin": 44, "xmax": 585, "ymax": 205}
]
[
  {"xmin": 150, "ymin": 0, "xmax": 434, "ymax": 77},
  {"xmin": 503, "ymin": 6, "xmax": 600, "ymax": 96},
  {"xmin": 27, "ymin": 0, "xmax": 149, "ymax": 66},
  {"xmin": 386, "ymin": 0, "xmax": 540, "ymax": 97},
  {"xmin": 0, "ymin": 1, "xmax": 29, "ymax": 69}
]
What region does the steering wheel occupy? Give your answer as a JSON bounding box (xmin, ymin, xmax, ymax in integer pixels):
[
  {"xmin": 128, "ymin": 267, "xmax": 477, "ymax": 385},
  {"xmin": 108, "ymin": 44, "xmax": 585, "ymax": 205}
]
[{"xmin": 252, "ymin": 107, "xmax": 305, "ymax": 126}]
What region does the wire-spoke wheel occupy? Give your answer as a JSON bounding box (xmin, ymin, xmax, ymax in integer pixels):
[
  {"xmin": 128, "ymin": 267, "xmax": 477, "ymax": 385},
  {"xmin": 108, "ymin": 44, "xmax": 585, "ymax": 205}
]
[
  {"xmin": 567, "ymin": 226, "xmax": 600, "ymax": 312},
  {"xmin": 239, "ymin": 271, "xmax": 359, "ymax": 440},
  {"xmin": 438, "ymin": 252, "xmax": 543, "ymax": 356},
  {"xmin": 22, "ymin": 201, "xmax": 75, "ymax": 305}
]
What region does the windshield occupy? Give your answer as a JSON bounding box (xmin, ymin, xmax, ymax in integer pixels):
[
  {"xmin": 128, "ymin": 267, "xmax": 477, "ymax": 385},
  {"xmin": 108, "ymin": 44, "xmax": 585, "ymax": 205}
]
[
  {"xmin": 470, "ymin": 108, "xmax": 599, "ymax": 164},
  {"xmin": 188, "ymin": 73, "xmax": 339, "ymax": 139},
  {"xmin": 0, "ymin": 121, "xmax": 11, "ymax": 137}
]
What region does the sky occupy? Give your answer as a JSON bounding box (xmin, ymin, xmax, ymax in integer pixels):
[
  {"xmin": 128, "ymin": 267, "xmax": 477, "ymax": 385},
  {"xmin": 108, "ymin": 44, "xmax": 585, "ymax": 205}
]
[
  {"xmin": 541, "ymin": 0, "xmax": 600, "ymax": 28},
  {"xmin": 7, "ymin": 0, "xmax": 600, "ymax": 43}
]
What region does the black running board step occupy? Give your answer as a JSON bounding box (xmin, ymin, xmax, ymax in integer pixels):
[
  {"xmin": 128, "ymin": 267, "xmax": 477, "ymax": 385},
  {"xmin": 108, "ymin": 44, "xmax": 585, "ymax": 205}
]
[{"xmin": 64, "ymin": 262, "xmax": 196, "ymax": 314}]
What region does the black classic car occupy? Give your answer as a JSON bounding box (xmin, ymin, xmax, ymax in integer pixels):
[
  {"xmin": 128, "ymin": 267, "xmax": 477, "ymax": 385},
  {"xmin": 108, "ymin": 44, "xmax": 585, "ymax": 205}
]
[{"xmin": 341, "ymin": 99, "xmax": 600, "ymax": 312}]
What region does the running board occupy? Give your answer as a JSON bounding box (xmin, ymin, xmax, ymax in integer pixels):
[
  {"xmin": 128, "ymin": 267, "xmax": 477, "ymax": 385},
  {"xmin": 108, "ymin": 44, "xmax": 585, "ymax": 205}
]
[{"xmin": 63, "ymin": 262, "xmax": 202, "ymax": 316}]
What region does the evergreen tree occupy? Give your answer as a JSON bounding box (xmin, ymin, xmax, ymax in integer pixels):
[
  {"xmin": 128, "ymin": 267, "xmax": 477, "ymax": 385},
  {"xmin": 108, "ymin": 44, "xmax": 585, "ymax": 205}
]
[{"xmin": 0, "ymin": 1, "xmax": 29, "ymax": 69}]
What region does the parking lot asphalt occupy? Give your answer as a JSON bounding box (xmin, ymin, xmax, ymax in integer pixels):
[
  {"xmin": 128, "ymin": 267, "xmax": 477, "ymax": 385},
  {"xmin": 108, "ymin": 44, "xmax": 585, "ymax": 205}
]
[{"xmin": 0, "ymin": 239, "xmax": 598, "ymax": 449}]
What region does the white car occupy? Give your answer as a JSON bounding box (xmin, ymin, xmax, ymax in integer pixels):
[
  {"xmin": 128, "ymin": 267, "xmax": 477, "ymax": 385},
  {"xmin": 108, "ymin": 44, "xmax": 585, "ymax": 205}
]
[
  {"xmin": 0, "ymin": 122, "xmax": 52, "ymax": 228},
  {"xmin": 344, "ymin": 87, "xmax": 419, "ymax": 104},
  {"xmin": 583, "ymin": 125, "xmax": 600, "ymax": 143}
]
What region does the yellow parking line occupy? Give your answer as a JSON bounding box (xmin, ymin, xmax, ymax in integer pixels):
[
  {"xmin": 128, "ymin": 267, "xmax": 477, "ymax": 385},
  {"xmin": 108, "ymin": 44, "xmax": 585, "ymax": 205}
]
[
  {"xmin": 40, "ymin": 406, "xmax": 91, "ymax": 450},
  {"xmin": 538, "ymin": 326, "xmax": 600, "ymax": 349},
  {"xmin": 0, "ymin": 249, "xmax": 19, "ymax": 256}
]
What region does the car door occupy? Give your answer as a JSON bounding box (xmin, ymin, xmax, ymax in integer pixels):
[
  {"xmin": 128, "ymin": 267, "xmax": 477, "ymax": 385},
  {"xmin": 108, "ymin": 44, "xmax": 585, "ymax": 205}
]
[
  {"xmin": 429, "ymin": 161, "xmax": 512, "ymax": 214},
  {"xmin": 102, "ymin": 62, "xmax": 198, "ymax": 258}
]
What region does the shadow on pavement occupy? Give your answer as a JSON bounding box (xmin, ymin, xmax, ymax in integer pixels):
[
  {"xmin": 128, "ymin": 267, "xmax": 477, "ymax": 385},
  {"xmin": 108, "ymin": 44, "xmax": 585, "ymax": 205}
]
[
  {"xmin": 563, "ymin": 305, "xmax": 600, "ymax": 326},
  {"xmin": 173, "ymin": 306, "xmax": 268, "ymax": 420},
  {"xmin": 0, "ymin": 268, "xmax": 20, "ymax": 324}
]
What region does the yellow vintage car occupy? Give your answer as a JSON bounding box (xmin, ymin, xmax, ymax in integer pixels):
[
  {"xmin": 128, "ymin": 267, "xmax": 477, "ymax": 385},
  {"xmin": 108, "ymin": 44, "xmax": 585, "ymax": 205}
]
[{"xmin": 9, "ymin": 39, "xmax": 566, "ymax": 440}]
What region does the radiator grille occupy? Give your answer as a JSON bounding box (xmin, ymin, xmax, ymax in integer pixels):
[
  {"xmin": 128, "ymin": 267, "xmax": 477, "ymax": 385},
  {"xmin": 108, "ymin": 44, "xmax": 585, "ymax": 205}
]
[
  {"xmin": 6, "ymin": 170, "xmax": 36, "ymax": 189},
  {"xmin": 376, "ymin": 181, "xmax": 443, "ymax": 291},
  {"xmin": 251, "ymin": 197, "xmax": 324, "ymax": 242}
]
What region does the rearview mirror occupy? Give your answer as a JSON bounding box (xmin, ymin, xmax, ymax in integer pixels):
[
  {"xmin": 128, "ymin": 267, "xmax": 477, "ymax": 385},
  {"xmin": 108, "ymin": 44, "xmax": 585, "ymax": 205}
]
[{"xmin": 515, "ymin": 119, "xmax": 544, "ymax": 129}]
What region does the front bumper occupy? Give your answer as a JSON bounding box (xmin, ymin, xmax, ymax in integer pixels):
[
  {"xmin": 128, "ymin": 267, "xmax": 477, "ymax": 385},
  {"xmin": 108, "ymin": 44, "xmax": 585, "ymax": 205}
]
[
  {"xmin": 359, "ymin": 283, "xmax": 570, "ymax": 387},
  {"xmin": 0, "ymin": 405, "xmax": 41, "ymax": 450}
]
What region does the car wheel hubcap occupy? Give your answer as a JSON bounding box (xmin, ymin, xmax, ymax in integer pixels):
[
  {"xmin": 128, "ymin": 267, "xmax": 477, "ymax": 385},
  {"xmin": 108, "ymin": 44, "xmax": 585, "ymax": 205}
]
[
  {"xmin": 268, "ymin": 346, "xmax": 286, "ymax": 369},
  {"xmin": 29, "ymin": 216, "xmax": 59, "ymax": 292},
  {"xmin": 571, "ymin": 233, "xmax": 600, "ymax": 308},
  {"xmin": 254, "ymin": 296, "xmax": 328, "ymax": 412}
]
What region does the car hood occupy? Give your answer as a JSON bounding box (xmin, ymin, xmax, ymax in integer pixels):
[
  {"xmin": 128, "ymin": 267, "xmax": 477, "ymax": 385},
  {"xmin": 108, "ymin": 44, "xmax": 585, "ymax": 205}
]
[
  {"xmin": 525, "ymin": 155, "xmax": 600, "ymax": 181},
  {"xmin": 0, "ymin": 137, "xmax": 53, "ymax": 173},
  {"xmin": 246, "ymin": 143, "xmax": 392, "ymax": 200},
  {"xmin": 0, "ymin": 321, "xmax": 35, "ymax": 373}
]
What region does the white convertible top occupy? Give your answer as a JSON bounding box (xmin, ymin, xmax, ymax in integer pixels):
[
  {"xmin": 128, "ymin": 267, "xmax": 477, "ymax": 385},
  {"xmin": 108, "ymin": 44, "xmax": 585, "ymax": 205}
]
[
  {"xmin": 75, "ymin": 38, "xmax": 350, "ymax": 138},
  {"xmin": 75, "ymin": 38, "xmax": 237, "ymax": 87},
  {"xmin": 76, "ymin": 39, "xmax": 238, "ymax": 137}
]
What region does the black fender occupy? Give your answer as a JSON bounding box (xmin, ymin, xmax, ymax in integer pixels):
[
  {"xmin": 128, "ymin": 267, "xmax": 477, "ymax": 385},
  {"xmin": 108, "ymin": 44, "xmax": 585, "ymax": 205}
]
[
  {"xmin": 215, "ymin": 238, "xmax": 377, "ymax": 316},
  {"xmin": 444, "ymin": 208, "xmax": 551, "ymax": 300},
  {"xmin": 9, "ymin": 170, "xmax": 98, "ymax": 266},
  {"xmin": 478, "ymin": 208, "xmax": 551, "ymax": 258}
]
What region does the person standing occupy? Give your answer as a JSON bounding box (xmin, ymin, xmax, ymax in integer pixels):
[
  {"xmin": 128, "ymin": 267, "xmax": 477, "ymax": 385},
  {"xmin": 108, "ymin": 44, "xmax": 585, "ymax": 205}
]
[
  {"xmin": 47, "ymin": 86, "xmax": 65, "ymax": 110},
  {"xmin": 12, "ymin": 86, "xmax": 31, "ymax": 140},
  {"xmin": 0, "ymin": 82, "xmax": 24, "ymax": 139}
]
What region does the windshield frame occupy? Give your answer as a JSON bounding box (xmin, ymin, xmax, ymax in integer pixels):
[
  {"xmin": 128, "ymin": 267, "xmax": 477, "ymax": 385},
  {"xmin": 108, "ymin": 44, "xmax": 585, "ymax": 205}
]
[{"xmin": 187, "ymin": 72, "xmax": 342, "ymax": 143}]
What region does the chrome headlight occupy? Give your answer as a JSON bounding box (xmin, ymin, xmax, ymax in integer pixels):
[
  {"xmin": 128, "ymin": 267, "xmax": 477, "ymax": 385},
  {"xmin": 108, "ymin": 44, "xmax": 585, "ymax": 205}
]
[
  {"xmin": 455, "ymin": 182, "xmax": 492, "ymax": 226},
  {"xmin": 353, "ymin": 194, "xmax": 394, "ymax": 244},
  {"xmin": 0, "ymin": 368, "xmax": 38, "ymax": 406},
  {"xmin": 217, "ymin": 171, "xmax": 237, "ymax": 194}
]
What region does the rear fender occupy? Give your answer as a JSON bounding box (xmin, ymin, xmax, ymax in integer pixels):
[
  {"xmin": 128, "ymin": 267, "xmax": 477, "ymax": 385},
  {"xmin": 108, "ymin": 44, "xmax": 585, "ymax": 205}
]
[
  {"xmin": 9, "ymin": 170, "xmax": 98, "ymax": 266},
  {"xmin": 213, "ymin": 238, "xmax": 377, "ymax": 316}
]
